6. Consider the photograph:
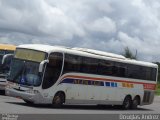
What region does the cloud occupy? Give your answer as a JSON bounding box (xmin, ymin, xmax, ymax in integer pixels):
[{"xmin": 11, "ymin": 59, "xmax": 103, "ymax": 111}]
[
  {"xmin": 86, "ymin": 17, "xmax": 116, "ymax": 34},
  {"xmin": 0, "ymin": 0, "xmax": 85, "ymax": 40},
  {"xmin": 0, "ymin": 0, "xmax": 160, "ymax": 62}
]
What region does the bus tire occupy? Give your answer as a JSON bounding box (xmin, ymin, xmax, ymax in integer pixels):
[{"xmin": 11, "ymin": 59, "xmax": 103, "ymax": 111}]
[
  {"xmin": 122, "ymin": 96, "xmax": 132, "ymax": 110},
  {"xmin": 52, "ymin": 92, "xmax": 65, "ymax": 108},
  {"xmin": 131, "ymin": 96, "xmax": 140, "ymax": 109},
  {"xmin": 23, "ymin": 99, "xmax": 33, "ymax": 105}
]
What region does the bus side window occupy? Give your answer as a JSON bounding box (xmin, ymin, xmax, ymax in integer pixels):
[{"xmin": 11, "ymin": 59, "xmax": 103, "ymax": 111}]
[
  {"xmin": 81, "ymin": 57, "xmax": 98, "ymax": 74},
  {"xmin": 98, "ymin": 60, "xmax": 114, "ymax": 76},
  {"xmin": 63, "ymin": 54, "xmax": 82, "ymax": 73},
  {"xmin": 42, "ymin": 52, "xmax": 63, "ymax": 89}
]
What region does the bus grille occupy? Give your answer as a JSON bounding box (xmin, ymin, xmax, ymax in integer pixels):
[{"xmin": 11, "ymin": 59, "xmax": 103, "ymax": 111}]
[{"xmin": 143, "ymin": 91, "xmax": 151, "ymax": 103}]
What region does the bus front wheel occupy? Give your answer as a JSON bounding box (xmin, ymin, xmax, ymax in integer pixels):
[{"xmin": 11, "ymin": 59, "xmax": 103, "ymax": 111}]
[
  {"xmin": 23, "ymin": 99, "xmax": 33, "ymax": 105},
  {"xmin": 52, "ymin": 92, "xmax": 65, "ymax": 108}
]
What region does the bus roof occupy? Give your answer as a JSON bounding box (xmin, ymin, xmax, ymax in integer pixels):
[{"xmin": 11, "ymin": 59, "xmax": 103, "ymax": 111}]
[
  {"xmin": 0, "ymin": 44, "xmax": 16, "ymax": 51},
  {"xmin": 17, "ymin": 44, "xmax": 158, "ymax": 68}
]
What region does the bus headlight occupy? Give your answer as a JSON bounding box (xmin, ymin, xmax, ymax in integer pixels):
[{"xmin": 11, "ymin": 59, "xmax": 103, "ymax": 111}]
[{"xmin": 6, "ymin": 84, "xmax": 12, "ymax": 89}]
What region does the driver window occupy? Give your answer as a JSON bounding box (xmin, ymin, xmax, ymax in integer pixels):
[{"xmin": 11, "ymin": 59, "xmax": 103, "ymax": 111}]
[{"xmin": 42, "ymin": 52, "xmax": 63, "ymax": 89}]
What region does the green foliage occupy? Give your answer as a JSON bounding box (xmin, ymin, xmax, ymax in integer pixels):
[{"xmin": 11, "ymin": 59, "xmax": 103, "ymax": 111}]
[{"xmin": 123, "ymin": 47, "xmax": 137, "ymax": 59}]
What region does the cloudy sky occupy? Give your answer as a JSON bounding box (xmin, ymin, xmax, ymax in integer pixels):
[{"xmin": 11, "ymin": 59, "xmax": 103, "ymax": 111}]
[{"xmin": 0, "ymin": 0, "xmax": 160, "ymax": 62}]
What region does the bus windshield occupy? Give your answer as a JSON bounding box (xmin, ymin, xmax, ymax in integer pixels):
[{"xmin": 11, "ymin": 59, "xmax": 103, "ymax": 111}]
[
  {"xmin": 7, "ymin": 48, "xmax": 47, "ymax": 86},
  {"xmin": 8, "ymin": 58, "xmax": 42, "ymax": 86}
]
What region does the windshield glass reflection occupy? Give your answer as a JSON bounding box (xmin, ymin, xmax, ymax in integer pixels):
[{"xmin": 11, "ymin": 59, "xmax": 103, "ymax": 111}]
[{"xmin": 8, "ymin": 58, "xmax": 42, "ymax": 86}]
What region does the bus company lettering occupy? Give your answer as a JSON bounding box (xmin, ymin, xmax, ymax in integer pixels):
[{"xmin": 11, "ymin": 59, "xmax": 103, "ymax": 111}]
[
  {"xmin": 143, "ymin": 84, "xmax": 156, "ymax": 90},
  {"xmin": 73, "ymin": 79, "xmax": 101, "ymax": 86}
]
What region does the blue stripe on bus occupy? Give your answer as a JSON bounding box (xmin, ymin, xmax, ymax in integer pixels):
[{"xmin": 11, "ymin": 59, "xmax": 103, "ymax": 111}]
[
  {"xmin": 115, "ymin": 83, "xmax": 117, "ymax": 87},
  {"xmin": 111, "ymin": 82, "xmax": 114, "ymax": 87},
  {"xmin": 106, "ymin": 82, "xmax": 117, "ymax": 87},
  {"xmin": 60, "ymin": 78, "xmax": 104, "ymax": 86},
  {"xmin": 60, "ymin": 78, "xmax": 118, "ymax": 88},
  {"xmin": 105, "ymin": 82, "xmax": 110, "ymax": 87}
]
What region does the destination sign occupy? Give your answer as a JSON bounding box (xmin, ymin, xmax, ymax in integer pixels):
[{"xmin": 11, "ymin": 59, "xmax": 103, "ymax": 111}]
[{"xmin": 15, "ymin": 49, "xmax": 46, "ymax": 62}]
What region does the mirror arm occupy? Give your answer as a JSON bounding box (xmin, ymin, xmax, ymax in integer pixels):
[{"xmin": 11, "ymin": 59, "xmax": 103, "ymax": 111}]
[
  {"xmin": 2, "ymin": 54, "xmax": 14, "ymax": 65},
  {"xmin": 39, "ymin": 60, "xmax": 49, "ymax": 72}
]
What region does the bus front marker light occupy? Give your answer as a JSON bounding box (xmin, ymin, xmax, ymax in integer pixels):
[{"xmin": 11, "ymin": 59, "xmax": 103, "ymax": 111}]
[
  {"xmin": 6, "ymin": 84, "xmax": 12, "ymax": 89},
  {"xmin": 33, "ymin": 90, "xmax": 39, "ymax": 94}
]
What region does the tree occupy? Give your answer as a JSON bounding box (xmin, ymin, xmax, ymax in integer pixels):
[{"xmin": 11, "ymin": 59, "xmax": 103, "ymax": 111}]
[{"xmin": 123, "ymin": 47, "xmax": 137, "ymax": 59}]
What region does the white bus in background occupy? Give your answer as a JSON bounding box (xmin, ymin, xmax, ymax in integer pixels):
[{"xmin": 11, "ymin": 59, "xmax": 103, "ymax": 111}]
[
  {"xmin": 0, "ymin": 44, "xmax": 16, "ymax": 90},
  {"xmin": 5, "ymin": 44, "xmax": 158, "ymax": 109}
]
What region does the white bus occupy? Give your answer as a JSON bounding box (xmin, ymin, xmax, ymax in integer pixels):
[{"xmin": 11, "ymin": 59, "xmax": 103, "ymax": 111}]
[{"xmin": 5, "ymin": 44, "xmax": 158, "ymax": 109}]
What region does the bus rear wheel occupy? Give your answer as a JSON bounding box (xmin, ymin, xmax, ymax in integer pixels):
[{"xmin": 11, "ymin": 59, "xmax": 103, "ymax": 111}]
[
  {"xmin": 122, "ymin": 96, "xmax": 132, "ymax": 110},
  {"xmin": 52, "ymin": 92, "xmax": 65, "ymax": 108},
  {"xmin": 131, "ymin": 97, "xmax": 140, "ymax": 109}
]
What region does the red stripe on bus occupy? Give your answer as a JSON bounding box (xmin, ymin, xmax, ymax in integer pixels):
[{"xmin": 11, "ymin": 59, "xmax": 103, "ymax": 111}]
[{"xmin": 61, "ymin": 75, "xmax": 156, "ymax": 90}]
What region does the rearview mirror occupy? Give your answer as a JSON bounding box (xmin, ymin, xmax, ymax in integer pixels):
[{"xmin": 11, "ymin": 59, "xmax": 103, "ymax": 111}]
[
  {"xmin": 2, "ymin": 54, "xmax": 14, "ymax": 65},
  {"xmin": 39, "ymin": 60, "xmax": 49, "ymax": 73}
]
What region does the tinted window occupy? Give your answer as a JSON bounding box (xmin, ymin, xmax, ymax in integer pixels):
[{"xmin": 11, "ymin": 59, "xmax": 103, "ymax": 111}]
[
  {"xmin": 63, "ymin": 54, "xmax": 99, "ymax": 74},
  {"xmin": 81, "ymin": 57, "xmax": 98, "ymax": 74},
  {"xmin": 126, "ymin": 65, "xmax": 157, "ymax": 81},
  {"xmin": 63, "ymin": 54, "xmax": 82, "ymax": 73},
  {"xmin": 98, "ymin": 60, "xmax": 114, "ymax": 76},
  {"xmin": 42, "ymin": 52, "xmax": 63, "ymax": 89},
  {"xmin": 114, "ymin": 63, "xmax": 127, "ymax": 77},
  {"xmin": 2, "ymin": 55, "xmax": 13, "ymax": 74},
  {"xmin": 62, "ymin": 53, "xmax": 157, "ymax": 81},
  {"xmin": 98, "ymin": 61, "xmax": 127, "ymax": 77},
  {"xmin": 151, "ymin": 68, "xmax": 157, "ymax": 81},
  {"xmin": 127, "ymin": 64, "xmax": 139, "ymax": 79},
  {"xmin": 0, "ymin": 50, "xmax": 14, "ymax": 54}
]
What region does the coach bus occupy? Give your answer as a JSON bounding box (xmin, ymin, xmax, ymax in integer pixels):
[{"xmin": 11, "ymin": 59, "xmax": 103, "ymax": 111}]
[
  {"xmin": 0, "ymin": 44, "xmax": 16, "ymax": 90},
  {"xmin": 5, "ymin": 44, "xmax": 158, "ymax": 109}
]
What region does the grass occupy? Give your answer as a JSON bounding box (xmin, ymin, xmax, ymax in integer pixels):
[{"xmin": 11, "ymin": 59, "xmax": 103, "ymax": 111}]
[{"xmin": 155, "ymin": 84, "xmax": 160, "ymax": 96}]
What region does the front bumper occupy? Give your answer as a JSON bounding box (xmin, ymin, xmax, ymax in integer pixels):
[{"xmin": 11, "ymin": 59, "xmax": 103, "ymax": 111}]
[
  {"xmin": 5, "ymin": 87, "xmax": 35, "ymax": 102},
  {"xmin": 5, "ymin": 88, "xmax": 52, "ymax": 104}
]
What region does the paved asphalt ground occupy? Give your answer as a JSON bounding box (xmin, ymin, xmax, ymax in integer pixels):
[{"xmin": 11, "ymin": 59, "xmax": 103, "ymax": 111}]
[{"xmin": 0, "ymin": 91, "xmax": 160, "ymax": 120}]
